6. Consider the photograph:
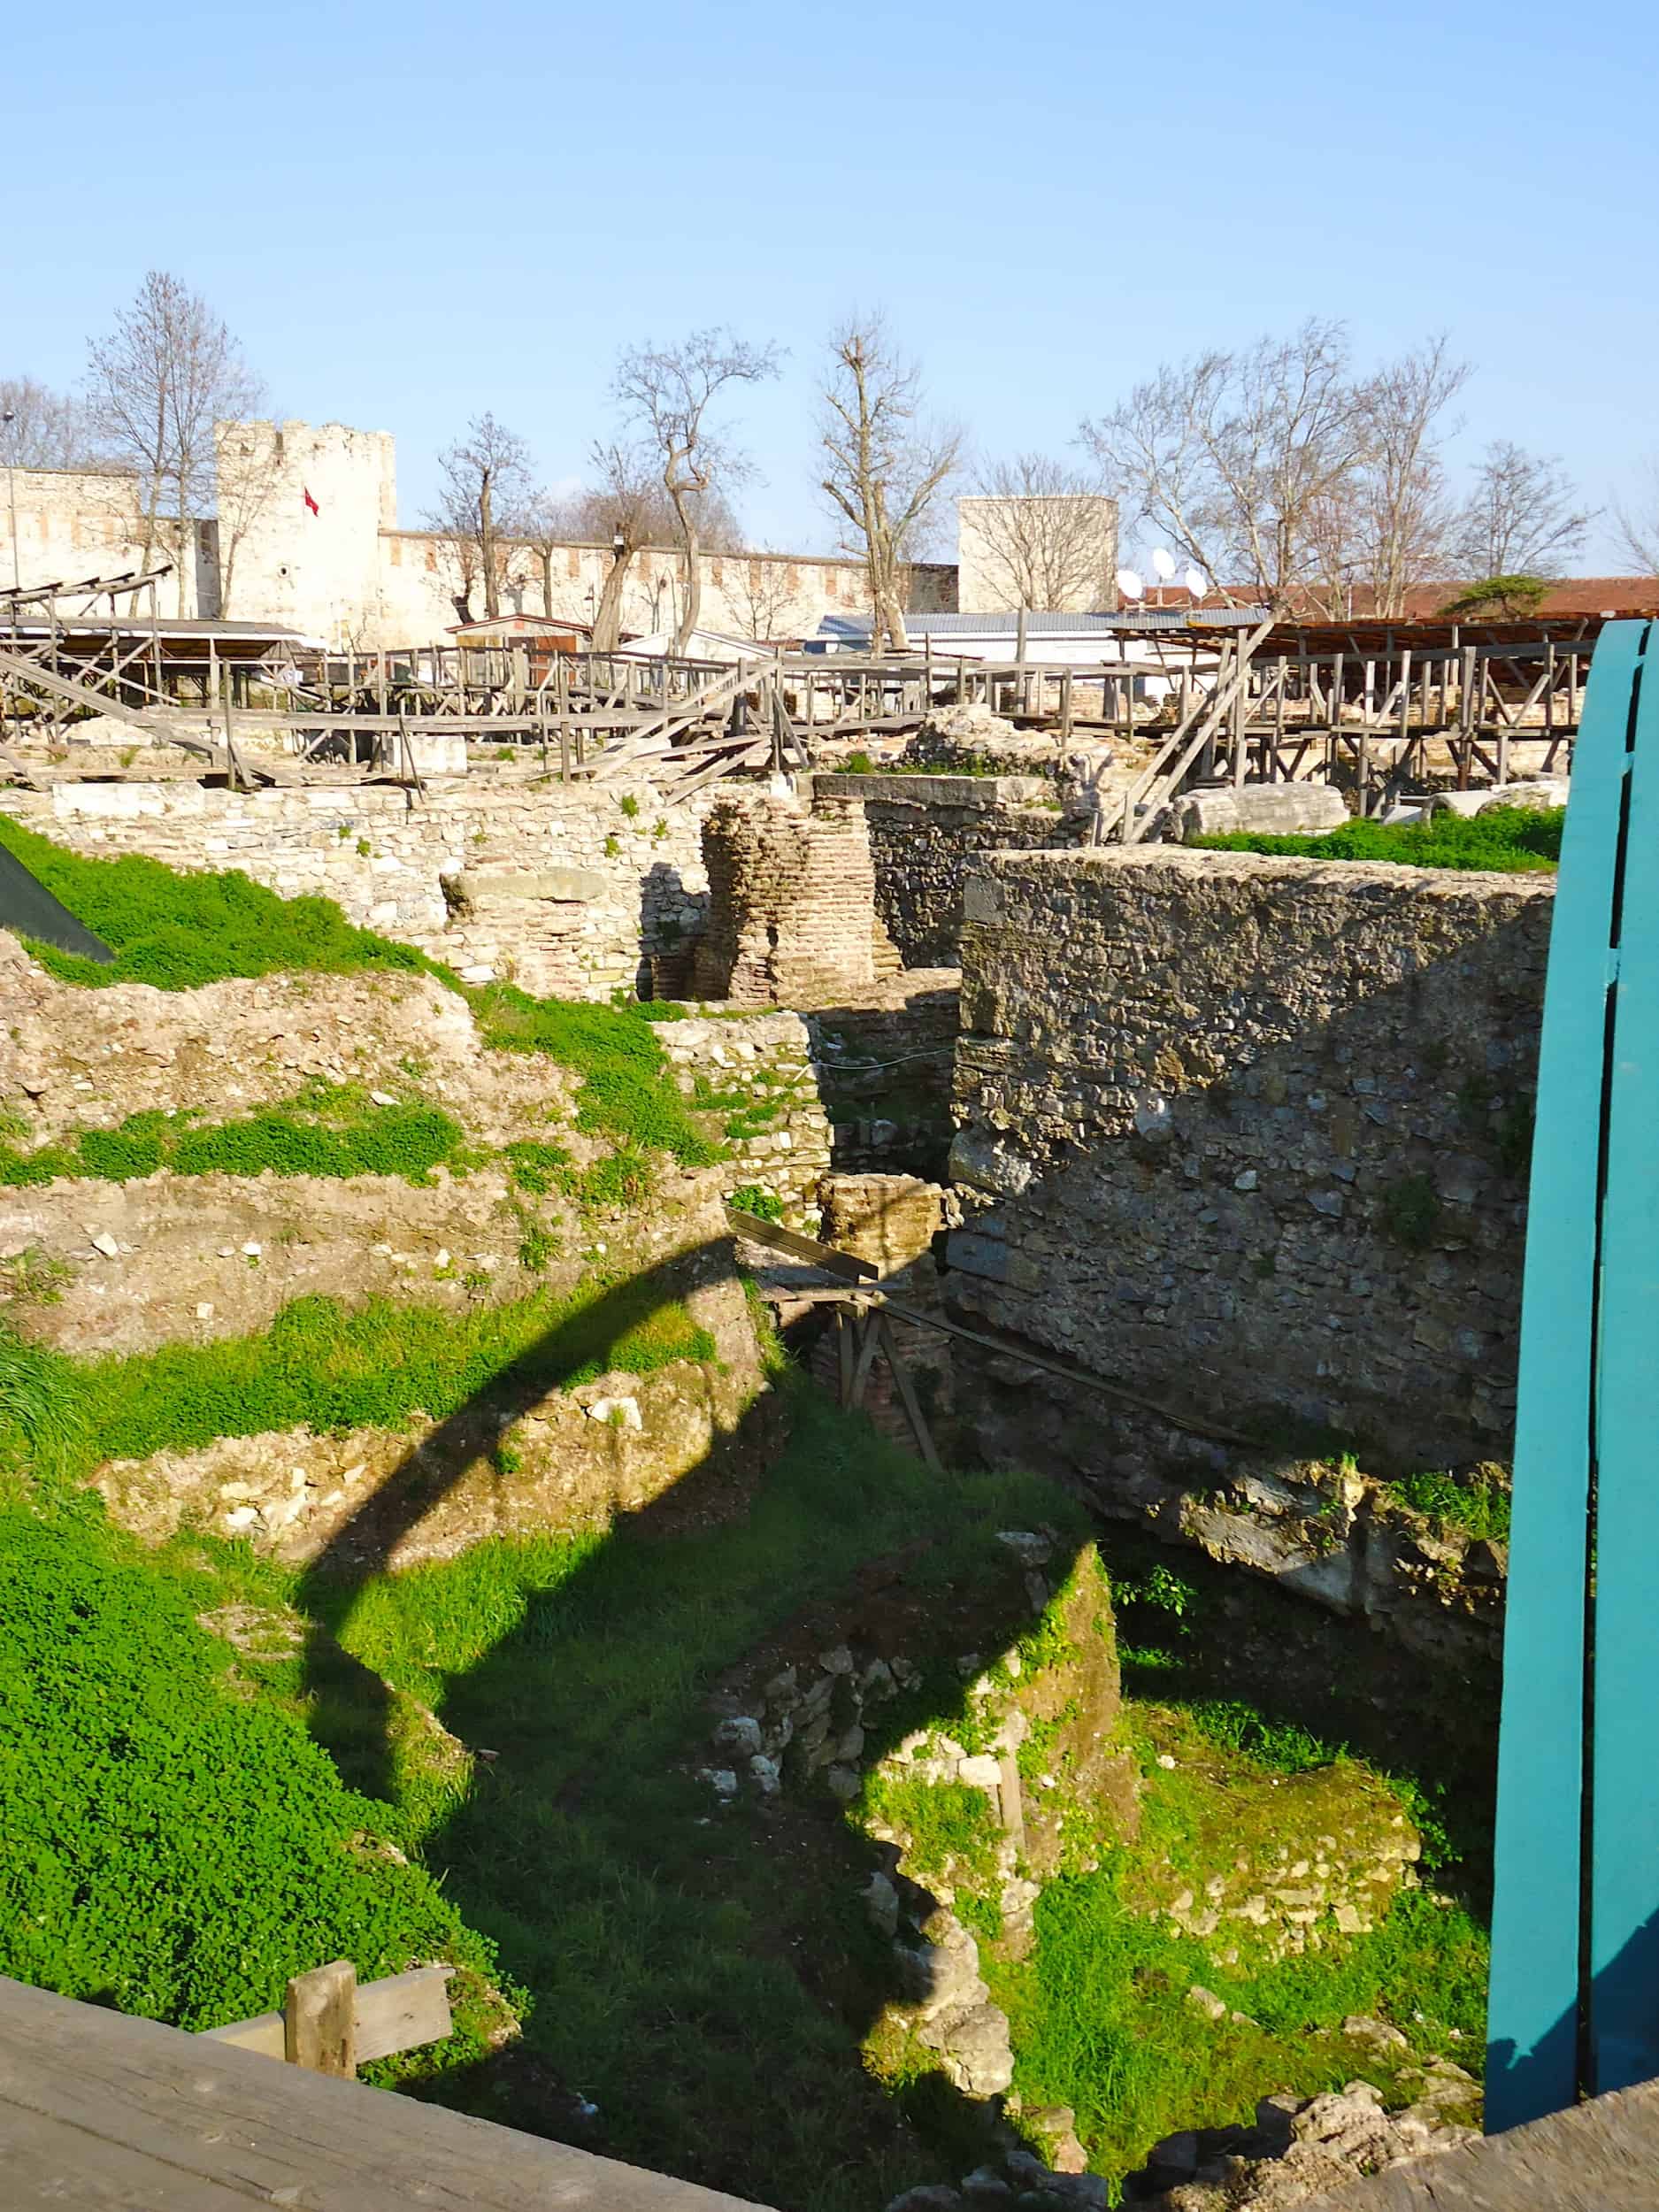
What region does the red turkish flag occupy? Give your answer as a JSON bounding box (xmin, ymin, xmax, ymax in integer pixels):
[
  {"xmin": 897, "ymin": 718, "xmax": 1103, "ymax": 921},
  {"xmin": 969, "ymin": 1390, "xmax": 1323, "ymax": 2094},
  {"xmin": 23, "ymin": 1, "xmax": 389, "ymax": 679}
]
[{"xmin": 303, "ymin": 487, "xmax": 319, "ymax": 516}]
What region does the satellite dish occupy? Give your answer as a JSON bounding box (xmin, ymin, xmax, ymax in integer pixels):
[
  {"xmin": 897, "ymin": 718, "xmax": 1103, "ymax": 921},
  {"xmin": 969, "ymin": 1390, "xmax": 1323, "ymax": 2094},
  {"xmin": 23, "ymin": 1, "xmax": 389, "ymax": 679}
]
[
  {"xmin": 1115, "ymin": 567, "xmax": 1145, "ymax": 602},
  {"xmin": 1150, "ymin": 548, "xmax": 1177, "ymax": 581},
  {"xmin": 1184, "ymin": 567, "xmax": 1206, "ymax": 598}
]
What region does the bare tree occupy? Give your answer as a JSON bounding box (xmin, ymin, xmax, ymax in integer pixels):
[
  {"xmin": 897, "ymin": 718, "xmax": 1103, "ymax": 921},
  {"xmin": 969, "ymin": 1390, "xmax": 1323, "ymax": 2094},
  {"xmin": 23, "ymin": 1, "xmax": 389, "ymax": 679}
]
[
  {"xmin": 1080, "ymin": 319, "xmax": 1369, "ymax": 611},
  {"xmin": 1302, "ymin": 336, "xmax": 1469, "ymax": 616},
  {"xmin": 426, "ymin": 413, "xmax": 534, "ymax": 622},
  {"xmin": 85, "ymin": 272, "xmax": 266, "ymax": 611},
  {"xmin": 516, "ymin": 488, "xmax": 586, "ymax": 623},
  {"xmin": 964, "ymin": 451, "xmax": 1112, "ymax": 609},
  {"xmin": 1453, "ymin": 441, "xmax": 1592, "ymax": 581},
  {"xmin": 0, "ymin": 376, "xmax": 101, "ymax": 470},
  {"xmin": 731, "ymin": 548, "xmax": 801, "ymax": 641},
  {"xmin": 819, "ymin": 314, "xmax": 962, "ymax": 651},
  {"xmin": 1616, "ymin": 457, "xmax": 1659, "ymax": 574},
  {"xmin": 613, "ymin": 328, "xmax": 780, "ymax": 654}
]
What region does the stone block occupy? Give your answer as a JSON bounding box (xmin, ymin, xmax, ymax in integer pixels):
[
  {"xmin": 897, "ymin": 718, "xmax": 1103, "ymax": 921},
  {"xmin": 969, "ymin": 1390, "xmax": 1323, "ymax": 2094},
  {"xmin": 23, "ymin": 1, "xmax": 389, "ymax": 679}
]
[{"xmin": 1173, "ymin": 783, "xmax": 1349, "ymax": 840}]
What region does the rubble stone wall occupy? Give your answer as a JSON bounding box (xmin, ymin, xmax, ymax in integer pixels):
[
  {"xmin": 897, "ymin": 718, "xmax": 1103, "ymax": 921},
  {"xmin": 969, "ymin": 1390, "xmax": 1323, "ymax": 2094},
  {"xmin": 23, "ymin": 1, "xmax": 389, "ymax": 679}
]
[{"xmin": 948, "ymin": 846, "xmax": 1554, "ymax": 1471}]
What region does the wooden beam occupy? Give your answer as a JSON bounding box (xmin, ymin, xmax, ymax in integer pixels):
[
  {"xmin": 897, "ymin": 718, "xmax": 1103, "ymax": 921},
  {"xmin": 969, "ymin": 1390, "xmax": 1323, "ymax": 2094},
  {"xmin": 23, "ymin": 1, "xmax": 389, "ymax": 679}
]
[{"xmin": 722, "ymin": 1203, "xmax": 878, "ymax": 1282}]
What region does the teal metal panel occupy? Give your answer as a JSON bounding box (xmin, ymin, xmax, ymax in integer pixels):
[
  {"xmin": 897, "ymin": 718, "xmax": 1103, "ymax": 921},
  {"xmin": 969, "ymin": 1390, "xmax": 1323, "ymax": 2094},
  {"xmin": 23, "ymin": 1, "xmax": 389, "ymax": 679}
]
[
  {"xmin": 1588, "ymin": 626, "xmax": 1659, "ymax": 2095},
  {"xmin": 1486, "ymin": 620, "xmax": 1648, "ymax": 2129}
]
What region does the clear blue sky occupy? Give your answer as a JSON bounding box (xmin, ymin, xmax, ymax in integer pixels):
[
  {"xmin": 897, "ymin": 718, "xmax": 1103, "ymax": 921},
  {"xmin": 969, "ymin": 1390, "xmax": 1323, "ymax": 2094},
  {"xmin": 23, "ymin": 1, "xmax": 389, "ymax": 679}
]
[{"xmin": 8, "ymin": 0, "xmax": 1653, "ymax": 565}]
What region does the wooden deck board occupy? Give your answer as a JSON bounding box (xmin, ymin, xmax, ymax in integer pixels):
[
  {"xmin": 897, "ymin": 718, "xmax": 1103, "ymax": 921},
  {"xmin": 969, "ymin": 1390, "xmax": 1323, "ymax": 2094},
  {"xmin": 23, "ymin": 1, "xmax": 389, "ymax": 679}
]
[{"xmin": 0, "ymin": 1976, "xmax": 768, "ymax": 2210}]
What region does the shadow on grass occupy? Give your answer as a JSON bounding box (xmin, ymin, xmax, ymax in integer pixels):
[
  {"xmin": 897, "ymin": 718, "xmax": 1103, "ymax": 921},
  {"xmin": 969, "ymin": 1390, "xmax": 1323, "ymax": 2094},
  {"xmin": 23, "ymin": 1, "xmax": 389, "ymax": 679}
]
[{"xmin": 293, "ymin": 1240, "xmax": 1088, "ymax": 2212}]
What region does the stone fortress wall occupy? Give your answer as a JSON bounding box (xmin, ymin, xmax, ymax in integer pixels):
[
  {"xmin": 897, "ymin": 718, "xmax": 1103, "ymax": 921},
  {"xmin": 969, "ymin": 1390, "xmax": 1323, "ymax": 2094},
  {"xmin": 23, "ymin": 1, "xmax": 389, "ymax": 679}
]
[{"xmin": 5, "ymin": 419, "xmax": 954, "ymax": 647}]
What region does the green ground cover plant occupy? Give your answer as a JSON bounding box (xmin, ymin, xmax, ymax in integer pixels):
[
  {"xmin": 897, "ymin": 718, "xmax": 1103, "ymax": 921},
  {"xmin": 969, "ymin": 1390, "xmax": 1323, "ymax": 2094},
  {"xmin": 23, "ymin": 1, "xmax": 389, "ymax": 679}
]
[
  {"xmin": 202, "ymin": 1383, "xmax": 1084, "ymax": 2211},
  {"xmin": 0, "ymin": 1492, "xmax": 503, "ymax": 2066},
  {"xmin": 1193, "ymin": 804, "xmax": 1563, "ymax": 872}
]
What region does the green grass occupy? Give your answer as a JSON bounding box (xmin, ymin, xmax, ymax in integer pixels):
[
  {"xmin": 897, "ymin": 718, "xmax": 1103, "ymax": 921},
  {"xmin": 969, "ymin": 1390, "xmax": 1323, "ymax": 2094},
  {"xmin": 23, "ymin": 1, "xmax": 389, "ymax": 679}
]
[
  {"xmin": 1, "ymin": 1090, "xmax": 465, "ymax": 1190},
  {"xmin": 1000, "ymin": 1869, "xmax": 1483, "ymax": 2181},
  {"xmin": 0, "ymin": 1280, "xmax": 718, "ymax": 1484},
  {"xmin": 0, "ymin": 814, "xmax": 432, "ymax": 992},
  {"xmin": 1389, "ymin": 1464, "xmax": 1511, "ymax": 1545},
  {"xmin": 1193, "ymin": 804, "xmax": 1563, "ymax": 873},
  {"xmin": 0, "ymin": 817, "xmax": 717, "ymax": 1170},
  {"xmin": 0, "ymin": 1492, "xmax": 503, "ymax": 2065}
]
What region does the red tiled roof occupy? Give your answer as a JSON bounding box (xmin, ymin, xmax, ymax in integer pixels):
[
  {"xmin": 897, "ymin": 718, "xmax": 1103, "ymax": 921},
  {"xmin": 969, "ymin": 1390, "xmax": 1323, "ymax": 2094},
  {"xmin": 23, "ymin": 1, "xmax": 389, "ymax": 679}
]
[{"xmin": 1158, "ymin": 577, "xmax": 1659, "ymax": 619}]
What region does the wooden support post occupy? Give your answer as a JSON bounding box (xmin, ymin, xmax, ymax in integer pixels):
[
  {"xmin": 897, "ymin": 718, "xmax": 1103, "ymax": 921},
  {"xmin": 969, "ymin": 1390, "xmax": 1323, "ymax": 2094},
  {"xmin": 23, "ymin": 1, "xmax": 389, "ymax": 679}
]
[
  {"xmin": 848, "ymin": 1310, "xmax": 884, "ymax": 1409},
  {"xmin": 836, "ymin": 1308, "xmax": 853, "ymax": 1407},
  {"xmin": 284, "ymin": 1960, "xmax": 357, "ymax": 2078},
  {"xmin": 879, "ymin": 1317, "xmax": 942, "ymax": 1472}
]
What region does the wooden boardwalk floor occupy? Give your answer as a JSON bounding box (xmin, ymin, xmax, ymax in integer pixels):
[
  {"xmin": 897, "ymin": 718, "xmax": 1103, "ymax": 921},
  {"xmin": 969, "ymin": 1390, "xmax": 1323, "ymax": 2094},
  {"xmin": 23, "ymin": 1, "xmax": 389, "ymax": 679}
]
[{"xmin": 0, "ymin": 1975, "xmax": 768, "ymax": 2210}]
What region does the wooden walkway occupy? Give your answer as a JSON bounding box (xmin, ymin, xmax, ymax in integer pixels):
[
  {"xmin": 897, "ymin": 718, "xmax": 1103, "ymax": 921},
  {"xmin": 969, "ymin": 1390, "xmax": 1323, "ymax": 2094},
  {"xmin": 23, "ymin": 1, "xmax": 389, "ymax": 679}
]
[{"xmin": 0, "ymin": 1974, "xmax": 768, "ymax": 2209}]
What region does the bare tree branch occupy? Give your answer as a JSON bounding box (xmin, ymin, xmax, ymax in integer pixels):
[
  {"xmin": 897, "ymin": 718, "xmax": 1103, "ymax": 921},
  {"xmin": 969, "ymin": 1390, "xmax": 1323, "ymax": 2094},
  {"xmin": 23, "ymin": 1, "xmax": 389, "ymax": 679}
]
[
  {"xmin": 818, "ymin": 313, "xmax": 962, "ymax": 651},
  {"xmin": 85, "ymin": 272, "xmax": 265, "ymax": 611},
  {"xmin": 0, "ymin": 376, "xmax": 103, "ymax": 471},
  {"xmin": 1453, "ymin": 440, "xmax": 1593, "ymax": 581},
  {"xmin": 964, "ymin": 452, "xmax": 1112, "ymax": 609},
  {"xmin": 426, "ymin": 413, "xmax": 534, "ymax": 622},
  {"xmin": 613, "ymin": 327, "xmax": 780, "ymax": 653},
  {"xmin": 1615, "ymin": 457, "xmax": 1659, "ymax": 574},
  {"xmin": 1080, "ymin": 319, "xmax": 1371, "ymax": 611}
]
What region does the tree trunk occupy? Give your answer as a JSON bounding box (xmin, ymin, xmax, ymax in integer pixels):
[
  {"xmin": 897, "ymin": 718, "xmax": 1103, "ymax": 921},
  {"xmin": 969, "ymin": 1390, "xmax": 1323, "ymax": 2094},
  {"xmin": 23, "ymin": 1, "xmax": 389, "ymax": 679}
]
[
  {"xmin": 480, "ymin": 472, "xmax": 499, "ymax": 621},
  {"xmin": 540, "ymin": 549, "xmax": 554, "ymax": 618},
  {"xmin": 671, "ymin": 495, "xmax": 702, "ymax": 655},
  {"xmin": 593, "ymin": 545, "xmax": 634, "ymax": 654}
]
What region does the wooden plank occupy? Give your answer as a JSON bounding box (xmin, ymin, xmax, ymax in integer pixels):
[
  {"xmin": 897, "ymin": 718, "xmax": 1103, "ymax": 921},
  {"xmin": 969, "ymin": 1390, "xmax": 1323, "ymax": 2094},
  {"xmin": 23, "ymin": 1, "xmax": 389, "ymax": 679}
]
[
  {"xmin": 285, "ymin": 1959, "xmax": 356, "ymax": 2078},
  {"xmin": 1586, "ymin": 620, "xmax": 1659, "ymax": 2099},
  {"xmin": 0, "ymin": 1973, "xmax": 771, "ymax": 2210},
  {"xmin": 722, "ymin": 1203, "xmax": 877, "ymax": 1282},
  {"xmin": 1486, "ymin": 619, "xmax": 1647, "ymax": 2131},
  {"xmin": 352, "ymin": 1964, "xmax": 454, "ymax": 2067},
  {"xmin": 199, "ymin": 2009, "xmax": 283, "ymax": 2058}
]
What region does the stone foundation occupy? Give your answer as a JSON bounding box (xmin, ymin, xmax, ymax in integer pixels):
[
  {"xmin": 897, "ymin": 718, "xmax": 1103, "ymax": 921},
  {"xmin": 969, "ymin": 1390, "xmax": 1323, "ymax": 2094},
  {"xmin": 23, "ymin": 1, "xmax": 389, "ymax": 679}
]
[{"xmin": 813, "ymin": 773, "xmax": 1081, "ymax": 967}]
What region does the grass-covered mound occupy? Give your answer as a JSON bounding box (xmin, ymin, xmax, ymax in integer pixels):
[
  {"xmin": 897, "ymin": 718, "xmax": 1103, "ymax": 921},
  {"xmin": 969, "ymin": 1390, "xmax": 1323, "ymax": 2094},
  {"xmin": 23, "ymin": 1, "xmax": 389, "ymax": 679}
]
[
  {"xmin": 0, "ymin": 815, "xmax": 714, "ymax": 1169},
  {"xmin": 0, "ymin": 1490, "xmax": 503, "ymax": 2063},
  {"xmin": 0, "ymin": 1278, "xmax": 717, "ymax": 1483},
  {"xmin": 1193, "ymin": 803, "xmax": 1563, "ymax": 872}
]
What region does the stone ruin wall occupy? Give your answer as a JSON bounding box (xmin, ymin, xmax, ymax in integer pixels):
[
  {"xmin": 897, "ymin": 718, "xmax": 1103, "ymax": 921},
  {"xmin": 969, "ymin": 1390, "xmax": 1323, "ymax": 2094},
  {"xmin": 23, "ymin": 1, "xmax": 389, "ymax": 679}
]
[
  {"xmin": 691, "ymin": 790, "xmax": 902, "ymax": 1006},
  {"xmin": 813, "ymin": 772, "xmax": 1086, "ymax": 967},
  {"xmin": 2, "ymin": 780, "xmax": 712, "ymax": 1002},
  {"xmin": 947, "ymin": 846, "xmax": 1553, "ymax": 1476}
]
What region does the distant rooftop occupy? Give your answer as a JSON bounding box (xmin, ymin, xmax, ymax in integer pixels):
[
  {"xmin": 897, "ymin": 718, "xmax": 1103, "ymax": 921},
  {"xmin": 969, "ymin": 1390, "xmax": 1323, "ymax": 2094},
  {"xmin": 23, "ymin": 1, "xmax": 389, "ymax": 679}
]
[{"xmin": 818, "ymin": 607, "xmax": 1264, "ymax": 641}]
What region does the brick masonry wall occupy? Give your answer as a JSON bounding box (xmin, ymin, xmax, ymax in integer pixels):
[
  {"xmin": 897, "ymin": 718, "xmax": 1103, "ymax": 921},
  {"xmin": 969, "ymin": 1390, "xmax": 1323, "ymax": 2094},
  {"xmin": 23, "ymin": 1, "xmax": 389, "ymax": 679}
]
[
  {"xmin": 813, "ymin": 773, "xmax": 1085, "ymax": 967},
  {"xmin": 691, "ymin": 791, "xmax": 901, "ymax": 1007},
  {"xmin": 2, "ymin": 780, "xmax": 712, "ymax": 1002},
  {"xmin": 946, "ymin": 847, "xmax": 1554, "ymax": 1471}
]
